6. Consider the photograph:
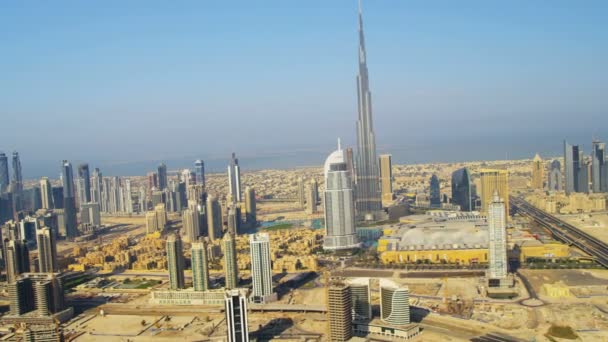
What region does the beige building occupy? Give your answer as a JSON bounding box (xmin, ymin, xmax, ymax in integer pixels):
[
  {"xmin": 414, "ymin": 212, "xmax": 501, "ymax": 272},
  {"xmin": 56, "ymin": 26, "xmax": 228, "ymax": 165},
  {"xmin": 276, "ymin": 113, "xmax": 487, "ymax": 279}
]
[
  {"xmin": 379, "ymin": 154, "xmax": 393, "ymax": 203},
  {"xmin": 531, "ymin": 154, "xmax": 544, "ymax": 190},
  {"xmin": 480, "ymin": 169, "xmax": 509, "ymax": 217},
  {"xmin": 327, "ymin": 279, "xmax": 352, "ymax": 342}
]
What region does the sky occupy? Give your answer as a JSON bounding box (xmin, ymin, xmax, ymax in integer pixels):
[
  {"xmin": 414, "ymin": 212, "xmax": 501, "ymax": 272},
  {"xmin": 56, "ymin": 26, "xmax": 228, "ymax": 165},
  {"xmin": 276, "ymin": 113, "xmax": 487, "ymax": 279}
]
[{"xmin": 1, "ymin": 1, "xmax": 607, "ymax": 178}]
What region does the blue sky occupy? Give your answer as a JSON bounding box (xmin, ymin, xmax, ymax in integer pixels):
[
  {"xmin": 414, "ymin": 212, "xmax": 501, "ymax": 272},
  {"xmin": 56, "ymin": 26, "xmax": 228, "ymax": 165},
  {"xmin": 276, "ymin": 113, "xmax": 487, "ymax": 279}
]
[{"xmin": 1, "ymin": 1, "xmax": 607, "ymax": 176}]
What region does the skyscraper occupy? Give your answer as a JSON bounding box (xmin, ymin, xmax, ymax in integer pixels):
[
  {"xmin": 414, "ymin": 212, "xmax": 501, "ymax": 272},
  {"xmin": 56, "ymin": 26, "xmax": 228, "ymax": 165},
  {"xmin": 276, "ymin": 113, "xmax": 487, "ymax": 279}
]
[
  {"xmin": 327, "ymin": 279, "xmax": 353, "ymax": 342},
  {"xmin": 480, "ymin": 169, "xmax": 509, "ymax": 218},
  {"xmin": 354, "ymin": 3, "xmax": 382, "ymax": 220},
  {"xmin": 548, "ymin": 160, "xmax": 562, "ymax": 191},
  {"xmin": 244, "ymin": 186, "xmax": 256, "ymax": 225},
  {"xmin": 191, "ymin": 238, "xmax": 210, "ymax": 292},
  {"xmin": 157, "ymin": 163, "xmax": 168, "ymax": 190},
  {"xmin": 488, "ymin": 192, "xmax": 508, "ymax": 281},
  {"xmin": 349, "ymin": 278, "xmax": 372, "ymax": 322},
  {"xmin": 11, "ymin": 151, "xmax": 23, "ymax": 194},
  {"xmin": 194, "ymin": 159, "xmax": 205, "ymax": 187},
  {"xmin": 592, "ymin": 140, "xmax": 606, "ymax": 193},
  {"xmin": 91, "ymin": 168, "xmax": 102, "ymax": 205},
  {"xmin": 206, "ymin": 195, "xmax": 223, "ymax": 241},
  {"xmin": 429, "ymin": 174, "xmax": 441, "ymax": 208},
  {"xmin": 39, "ymin": 177, "xmax": 53, "ymax": 210},
  {"xmin": 249, "ymin": 233, "xmax": 273, "ymax": 303},
  {"xmin": 380, "ymin": 282, "xmax": 410, "ymax": 326},
  {"xmin": 61, "ymin": 161, "xmax": 78, "ymax": 238},
  {"xmin": 0, "ymin": 152, "xmax": 9, "ymax": 193},
  {"xmin": 323, "ymin": 142, "xmax": 359, "ymax": 251},
  {"xmin": 182, "ymin": 208, "xmax": 201, "ymax": 242},
  {"xmin": 296, "ymin": 177, "xmax": 305, "ymax": 208},
  {"xmin": 77, "ymin": 163, "xmax": 91, "ymax": 203},
  {"xmin": 224, "ymin": 289, "xmax": 249, "ymax": 342},
  {"xmin": 147, "ymin": 171, "xmax": 158, "ymax": 191},
  {"xmin": 379, "ymin": 154, "xmax": 393, "ymax": 203},
  {"xmin": 36, "ymin": 227, "xmax": 57, "ymax": 273},
  {"xmin": 166, "ymin": 234, "xmax": 185, "ymax": 290},
  {"xmin": 564, "ymin": 141, "xmax": 586, "ymax": 194},
  {"xmin": 80, "ymin": 202, "xmax": 101, "ymax": 227},
  {"xmin": 227, "ymin": 205, "xmax": 241, "ymax": 235},
  {"xmin": 305, "ymin": 183, "xmax": 318, "ymax": 214},
  {"xmin": 228, "ymin": 153, "xmax": 242, "ymax": 203},
  {"xmin": 531, "ymin": 153, "xmax": 544, "ymax": 190},
  {"xmin": 451, "ymin": 167, "xmax": 473, "ymax": 212},
  {"xmin": 4, "ymin": 239, "xmax": 30, "ymax": 283},
  {"xmin": 223, "ymin": 232, "xmax": 238, "ymax": 289}
]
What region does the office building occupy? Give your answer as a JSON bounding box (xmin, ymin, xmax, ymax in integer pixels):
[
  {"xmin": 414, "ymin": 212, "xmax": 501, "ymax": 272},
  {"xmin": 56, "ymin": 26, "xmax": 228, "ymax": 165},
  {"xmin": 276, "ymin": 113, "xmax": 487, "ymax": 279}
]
[
  {"xmin": 39, "ymin": 177, "xmax": 53, "ymax": 210},
  {"xmin": 147, "ymin": 171, "xmax": 158, "ymax": 191},
  {"xmin": 488, "ymin": 192, "xmax": 508, "ymax": 281},
  {"xmin": 91, "ymin": 168, "xmax": 103, "ymax": 205},
  {"xmin": 80, "ymin": 202, "xmax": 101, "ymax": 227},
  {"xmin": 564, "ymin": 141, "xmax": 587, "ymax": 194},
  {"xmin": 4, "ymin": 239, "xmax": 30, "ymax": 283},
  {"xmin": 429, "ymin": 174, "xmax": 441, "ymax": 208},
  {"xmin": 305, "ymin": 183, "xmax": 318, "ymax": 214},
  {"xmin": 349, "ymin": 278, "xmax": 372, "ymax": 322},
  {"xmin": 380, "ymin": 282, "xmax": 410, "ymax": 326},
  {"xmin": 166, "ymin": 234, "xmax": 185, "ymax": 290},
  {"xmin": 8, "ymin": 278, "xmax": 34, "ymax": 315},
  {"xmin": 379, "ymin": 154, "xmax": 393, "ymax": 203},
  {"xmin": 249, "ymin": 233, "xmax": 274, "ymax": 303},
  {"xmin": 327, "ymin": 279, "xmax": 353, "ymax": 342},
  {"xmin": 51, "ymin": 187, "xmax": 63, "ymax": 210},
  {"xmin": 354, "ymin": 5, "xmax": 382, "ymax": 220},
  {"xmin": 8, "ymin": 273, "xmax": 64, "ymax": 317},
  {"xmin": 11, "ymin": 151, "xmax": 23, "ymax": 194},
  {"xmin": 224, "ymin": 289, "xmax": 249, "ymax": 342},
  {"xmin": 0, "ymin": 152, "xmax": 9, "ymax": 193},
  {"xmin": 36, "ymin": 227, "xmax": 57, "ymax": 273},
  {"xmin": 244, "ymin": 186, "xmax": 256, "ymax": 225},
  {"xmin": 323, "ymin": 142, "xmax": 359, "ymax": 251},
  {"xmin": 77, "ymin": 163, "xmax": 91, "ymax": 203},
  {"xmin": 228, "ymin": 153, "xmax": 242, "ymax": 202},
  {"xmin": 194, "ymin": 159, "xmax": 205, "ymax": 186},
  {"xmin": 480, "ymin": 169, "xmax": 509, "ymax": 217},
  {"xmin": 158, "ymin": 163, "xmax": 168, "ymax": 190},
  {"xmin": 191, "ymin": 238, "xmax": 210, "ymax": 292},
  {"xmin": 223, "ymin": 233, "xmax": 238, "ymax": 289},
  {"xmin": 61, "ymin": 160, "xmax": 78, "ymax": 238},
  {"xmin": 311, "ymin": 178, "xmax": 319, "ymax": 204},
  {"xmin": 297, "ymin": 177, "xmax": 305, "ymax": 208},
  {"xmin": 451, "ymin": 168, "xmax": 473, "ymax": 211},
  {"xmin": 531, "ymin": 153, "xmax": 544, "ymax": 190},
  {"xmin": 592, "ymin": 140, "xmax": 607, "ymax": 192},
  {"xmin": 227, "ymin": 204, "xmax": 241, "ymax": 235},
  {"xmin": 548, "ymin": 160, "xmax": 562, "ymax": 191},
  {"xmin": 182, "ymin": 208, "xmax": 201, "ymax": 242},
  {"xmin": 145, "ymin": 204, "xmax": 167, "ymax": 234},
  {"xmin": 206, "ymin": 195, "xmax": 223, "ymax": 241}
]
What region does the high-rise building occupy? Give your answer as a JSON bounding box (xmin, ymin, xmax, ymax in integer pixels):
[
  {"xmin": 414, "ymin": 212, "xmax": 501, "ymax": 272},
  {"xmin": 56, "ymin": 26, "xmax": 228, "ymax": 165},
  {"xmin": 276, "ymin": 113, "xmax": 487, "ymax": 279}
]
[
  {"xmin": 480, "ymin": 169, "xmax": 509, "ymax": 218},
  {"xmin": 206, "ymin": 195, "xmax": 223, "ymax": 241},
  {"xmin": 354, "ymin": 4, "xmax": 382, "ymax": 220},
  {"xmin": 223, "ymin": 233, "xmax": 238, "ymax": 289},
  {"xmin": 51, "ymin": 187, "xmax": 63, "ymax": 209},
  {"xmin": 379, "ymin": 154, "xmax": 393, "ymax": 203},
  {"xmin": 39, "ymin": 177, "xmax": 53, "ymax": 209},
  {"xmin": 8, "ymin": 273, "xmax": 64, "ymax": 317},
  {"xmin": 4, "ymin": 239, "xmax": 30, "ymax": 282},
  {"xmin": 380, "ymin": 282, "xmax": 410, "ymax": 326},
  {"xmin": 311, "ymin": 178, "xmax": 319, "ymax": 205},
  {"xmin": 305, "ymin": 183, "xmax": 318, "ymax": 214},
  {"xmin": 194, "ymin": 160, "xmax": 205, "ymax": 187},
  {"xmin": 147, "ymin": 171, "xmax": 158, "ymax": 191},
  {"xmin": 166, "ymin": 234, "xmax": 185, "ymax": 290},
  {"xmin": 228, "ymin": 153, "xmax": 242, "ymax": 203},
  {"xmin": 11, "ymin": 151, "xmax": 23, "ymax": 194},
  {"xmin": 0, "ymin": 152, "xmax": 9, "ymax": 193},
  {"xmin": 61, "ymin": 160, "xmax": 78, "ymax": 239},
  {"xmin": 564, "ymin": 141, "xmax": 587, "ymax": 194},
  {"xmin": 548, "ymin": 160, "xmax": 562, "ymax": 191},
  {"xmin": 244, "ymin": 186, "xmax": 256, "ymax": 225},
  {"xmin": 77, "ymin": 163, "xmax": 91, "ymax": 203},
  {"xmin": 182, "ymin": 208, "xmax": 201, "ymax": 242},
  {"xmin": 249, "ymin": 233, "xmax": 273, "ymax": 303},
  {"xmin": 349, "ymin": 278, "xmax": 372, "ymax": 322},
  {"xmin": 429, "ymin": 174, "xmax": 441, "ymax": 208},
  {"xmin": 157, "ymin": 163, "xmax": 168, "ymax": 190},
  {"xmin": 8, "ymin": 278, "xmax": 34, "ymax": 315},
  {"xmin": 296, "ymin": 177, "xmax": 305, "ymax": 208},
  {"xmin": 531, "ymin": 154, "xmax": 544, "ymax": 190},
  {"xmin": 451, "ymin": 168, "xmax": 473, "ymax": 212},
  {"xmin": 224, "ymin": 289, "xmax": 249, "ymax": 342},
  {"xmin": 227, "ymin": 205, "xmax": 241, "ymax": 235},
  {"xmin": 91, "ymin": 168, "xmax": 103, "ymax": 205},
  {"xmin": 488, "ymin": 192, "xmax": 508, "ymax": 281},
  {"xmin": 327, "ymin": 279, "xmax": 353, "ymax": 342},
  {"xmin": 80, "ymin": 202, "xmax": 101, "ymax": 227},
  {"xmin": 323, "ymin": 142, "xmax": 359, "ymax": 251},
  {"xmin": 191, "ymin": 238, "xmax": 210, "ymax": 292},
  {"xmin": 36, "ymin": 227, "xmax": 57, "ymax": 273},
  {"xmin": 592, "ymin": 140, "xmax": 606, "ymax": 193}
]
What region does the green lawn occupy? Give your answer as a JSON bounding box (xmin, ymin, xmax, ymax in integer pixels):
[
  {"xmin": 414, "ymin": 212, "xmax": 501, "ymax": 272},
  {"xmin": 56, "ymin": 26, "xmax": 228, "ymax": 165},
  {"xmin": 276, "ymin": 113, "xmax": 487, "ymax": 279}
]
[{"xmin": 262, "ymin": 223, "xmax": 294, "ymax": 231}]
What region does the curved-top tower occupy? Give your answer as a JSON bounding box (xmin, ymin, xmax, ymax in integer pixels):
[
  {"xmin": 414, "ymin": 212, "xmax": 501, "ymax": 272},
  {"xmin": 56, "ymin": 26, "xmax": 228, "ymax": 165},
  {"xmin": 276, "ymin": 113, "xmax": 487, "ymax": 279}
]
[{"xmin": 355, "ymin": 1, "xmax": 382, "ymax": 219}]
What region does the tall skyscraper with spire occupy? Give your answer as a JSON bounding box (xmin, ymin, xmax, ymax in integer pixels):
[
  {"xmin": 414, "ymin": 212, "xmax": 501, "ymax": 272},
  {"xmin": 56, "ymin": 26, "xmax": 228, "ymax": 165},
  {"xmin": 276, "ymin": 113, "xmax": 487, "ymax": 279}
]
[
  {"xmin": 228, "ymin": 153, "xmax": 242, "ymax": 203},
  {"xmin": 354, "ymin": 1, "xmax": 382, "ymax": 219}
]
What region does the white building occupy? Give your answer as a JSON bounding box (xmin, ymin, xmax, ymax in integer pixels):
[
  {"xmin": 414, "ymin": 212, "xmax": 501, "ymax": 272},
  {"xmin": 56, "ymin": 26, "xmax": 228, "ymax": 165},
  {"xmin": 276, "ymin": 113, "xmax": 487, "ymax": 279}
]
[
  {"xmin": 487, "ymin": 192, "xmax": 508, "ymax": 281},
  {"xmin": 249, "ymin": 233, "xmax": 275, "ymax": 303}
]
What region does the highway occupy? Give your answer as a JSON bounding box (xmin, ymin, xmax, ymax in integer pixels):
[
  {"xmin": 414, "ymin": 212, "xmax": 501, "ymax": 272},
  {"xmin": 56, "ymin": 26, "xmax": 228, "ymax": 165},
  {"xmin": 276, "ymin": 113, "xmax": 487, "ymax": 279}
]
[{"xmin": 510, "ymin": 196, "xmax": 608, "ymax": 268}]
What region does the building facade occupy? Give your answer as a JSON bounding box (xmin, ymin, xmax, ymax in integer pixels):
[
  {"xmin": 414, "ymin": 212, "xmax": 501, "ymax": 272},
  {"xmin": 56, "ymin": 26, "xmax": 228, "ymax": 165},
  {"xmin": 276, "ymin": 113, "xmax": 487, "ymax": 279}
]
[{"xmin": 249, "ymin": 233, "xmax": 273, "ymax": 303}]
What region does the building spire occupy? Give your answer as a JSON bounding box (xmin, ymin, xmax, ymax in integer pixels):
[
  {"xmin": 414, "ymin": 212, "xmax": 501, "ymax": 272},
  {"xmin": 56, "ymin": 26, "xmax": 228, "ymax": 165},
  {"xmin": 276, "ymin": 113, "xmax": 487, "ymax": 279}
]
[{"xmin": 337, "ymin": 138, "xmax": 342, "ymax": 151}]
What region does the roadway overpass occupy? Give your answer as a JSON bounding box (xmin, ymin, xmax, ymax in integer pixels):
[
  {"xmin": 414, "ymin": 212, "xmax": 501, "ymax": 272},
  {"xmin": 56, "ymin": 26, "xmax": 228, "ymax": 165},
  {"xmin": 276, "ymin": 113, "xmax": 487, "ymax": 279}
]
[{"xmin": 510, "ymin": 196, "xmax": 608, "ymax": 268}]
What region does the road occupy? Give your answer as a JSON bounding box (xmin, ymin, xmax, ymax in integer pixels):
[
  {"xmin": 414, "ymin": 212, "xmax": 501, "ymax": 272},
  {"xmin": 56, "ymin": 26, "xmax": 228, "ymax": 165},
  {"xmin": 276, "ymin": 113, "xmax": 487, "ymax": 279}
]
[{"xmin": 511, "ymin": 196, "xmax": 608, "ymax": 268}]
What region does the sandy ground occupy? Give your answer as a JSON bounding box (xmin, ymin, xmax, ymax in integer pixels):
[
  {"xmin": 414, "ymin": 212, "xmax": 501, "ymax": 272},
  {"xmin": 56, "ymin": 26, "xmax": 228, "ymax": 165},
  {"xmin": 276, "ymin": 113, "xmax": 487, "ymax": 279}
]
[{"xmin": 559, "ymin": 212, "xmax": 608, "ymax": 244}]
